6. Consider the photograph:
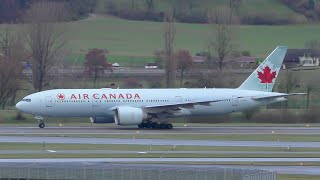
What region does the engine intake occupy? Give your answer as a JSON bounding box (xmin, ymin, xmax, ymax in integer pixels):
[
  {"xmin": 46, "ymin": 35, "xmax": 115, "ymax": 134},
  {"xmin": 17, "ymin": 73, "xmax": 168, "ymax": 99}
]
[
  {"xmin": 114, "ymin": 107, "xmax": 148, "ymax": 125},
  {"xmin": 90, "ymin": 116, "xmax": 114, "ymax": 123}
]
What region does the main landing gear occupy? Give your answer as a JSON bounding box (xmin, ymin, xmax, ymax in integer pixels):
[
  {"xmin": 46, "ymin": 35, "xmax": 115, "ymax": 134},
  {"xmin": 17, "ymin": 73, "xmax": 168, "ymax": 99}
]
[
  {"xmin": 35, "ymin": 116, "xmax": 45, "ymax": 128},
  {"xmin": 138, "ymin": 122, "xmax": 173, "ymax": 129}
]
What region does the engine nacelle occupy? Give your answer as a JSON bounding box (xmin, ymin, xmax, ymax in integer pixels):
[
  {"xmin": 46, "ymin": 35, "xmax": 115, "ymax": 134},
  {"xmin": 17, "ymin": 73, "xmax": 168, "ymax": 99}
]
[
  {"xmin": 114, "ymin": 107, "xmax": 148, "ymax": 125},
  {"xmin": 90, "ymin": 116, "xmax": 114, "ymax": 123}
]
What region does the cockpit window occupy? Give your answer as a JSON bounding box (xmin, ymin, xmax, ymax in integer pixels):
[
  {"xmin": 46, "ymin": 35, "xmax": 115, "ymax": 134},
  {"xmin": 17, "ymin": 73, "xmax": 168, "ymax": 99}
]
[{"xmin": 22, "ymin": 99, "xmax": 31, "ymax": 102}]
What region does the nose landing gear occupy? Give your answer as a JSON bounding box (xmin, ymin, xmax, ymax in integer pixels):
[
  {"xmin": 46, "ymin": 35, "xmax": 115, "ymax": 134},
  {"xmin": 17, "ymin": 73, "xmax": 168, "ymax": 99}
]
[
  {"xmin": 39, "ymin": 122, "xmax": 45, "ymax": 128},
  {"xmin": 35, "ymin": 116, "xmax": 45, "ymax": 128}
]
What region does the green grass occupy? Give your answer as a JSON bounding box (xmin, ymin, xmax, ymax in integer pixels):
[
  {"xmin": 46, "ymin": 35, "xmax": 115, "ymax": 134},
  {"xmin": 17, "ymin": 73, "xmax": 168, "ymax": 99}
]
[
  {"xmin": 1, "ymin": 142, "xmax": 318, "ymax": 152},
  {"xmin": 96, "ymin": 0, "xmax": 302, "ymax": 21},
  {"xmin": 63, "ymin": 15, "xmax": 319, "ymax": 57},
  {"xmin": 5, "ymin": 133, "xmax": 320, "ymax": 142},
  {"xmin": 2, "ymin": 153, "xmax": 320, "ymax": 159},
  {"xmin": 279, "ymin": 174, "xmax": 320, "ymax": 180},
  {"xmin": 67, "ymin": 53, "xmax": 156, "ymax": 66},
  {"xmin": 15, "ymin": 15, "xmax": 308, "ymax": 62},
  {"xmin": 21, "ymin": 134, "xmax": 320, "ymax": 142}
]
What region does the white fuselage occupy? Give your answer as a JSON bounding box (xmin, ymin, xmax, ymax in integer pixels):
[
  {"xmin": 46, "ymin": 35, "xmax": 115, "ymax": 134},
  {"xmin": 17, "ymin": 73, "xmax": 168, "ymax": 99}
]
[{"xmin": 16, "ymin": 88, "xmax": 285, "ymax": 119}]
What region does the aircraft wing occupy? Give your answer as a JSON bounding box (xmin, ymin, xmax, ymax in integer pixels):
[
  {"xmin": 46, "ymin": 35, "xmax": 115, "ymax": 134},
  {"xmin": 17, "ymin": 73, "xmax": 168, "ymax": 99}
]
[
  {"xmin": 252, "ymin": 93, "xmax": 306, "ymax": 101},
  {"xmin": 143, "ymin": 97, "xmax": 245, "ymax": 109}
]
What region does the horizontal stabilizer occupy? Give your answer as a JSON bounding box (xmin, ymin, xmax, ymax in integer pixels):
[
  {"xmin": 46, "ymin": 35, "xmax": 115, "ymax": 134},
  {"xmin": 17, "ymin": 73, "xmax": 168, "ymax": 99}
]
[{"xmin": 252, "ymin": 93, "xmax": 306, "ymax": 100}]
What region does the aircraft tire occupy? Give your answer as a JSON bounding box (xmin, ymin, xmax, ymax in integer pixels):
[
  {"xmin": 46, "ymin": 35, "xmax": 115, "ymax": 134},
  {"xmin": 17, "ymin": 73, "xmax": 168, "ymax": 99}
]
[
  {"xmin": 159, "ymin": 124, "xmax": 166, "ymax": 129},
  {"xmin": 138, "ymin": 124, "xmax": 144, "ymax": 129},
  {"xmin": 151, "ymin": 123, "xmax": 159, "ymax": 129},
  {"xmin": 166, "ymin": 124, "xmax": 173, "ymax": 129},
  {"xmin": 145, "ymin": 122, "xmax": 152, "ymax": 129},
  {"xmin": 39, "ymin": 123, "xmax": 45, "ymax": 128}
]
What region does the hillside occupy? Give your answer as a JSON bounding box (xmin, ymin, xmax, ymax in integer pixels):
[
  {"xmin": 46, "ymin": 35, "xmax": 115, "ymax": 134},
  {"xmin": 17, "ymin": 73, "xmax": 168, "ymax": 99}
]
[
  {"xmin": 63, "ymin": 15, "xmax": 319, "ymax": 65},
  {"xmin": 1, "ymin": 14, "xmax": 316, "ymax": 66},
  {"xmin": 95, "ymin": 0, "xmax": 309, "ymax": 24}
]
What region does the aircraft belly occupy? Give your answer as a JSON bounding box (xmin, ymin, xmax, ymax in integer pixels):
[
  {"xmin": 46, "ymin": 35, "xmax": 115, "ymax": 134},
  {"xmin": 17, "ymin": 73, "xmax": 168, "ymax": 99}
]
[{"xmin": 188, "ymin": 104, "xmax": 233, "ymax": 116}]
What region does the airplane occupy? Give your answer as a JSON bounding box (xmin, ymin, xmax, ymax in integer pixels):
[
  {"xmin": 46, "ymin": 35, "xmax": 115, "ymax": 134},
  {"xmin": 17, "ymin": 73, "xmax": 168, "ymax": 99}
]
[{"xmin": 15, "ymin": 46, "xmax": 304, "ymax": 129}]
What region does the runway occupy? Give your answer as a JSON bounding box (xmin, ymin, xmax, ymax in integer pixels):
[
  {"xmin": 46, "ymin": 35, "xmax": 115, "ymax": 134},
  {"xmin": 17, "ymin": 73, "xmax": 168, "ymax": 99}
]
[
  {"xmin": 0, "ymin": 158, "xmax": 319, "ymax": 175},
  {"xmin": 1, "ymin": 135, "xmax": 320, "ymax": 148},
  {"xmin": 1, "ymin": 157, "xmax": 320, "ymax": 163},
  {"xmin": 2, "ymin": 125, "xmax": 320, "ymax": 176},
  {"xmin": 2, "ymin": 150, "xmax": 320, "ymax": 154},
  {"xmin": 0, "ymin": 126, "xmax": 319, "ymax": 135}
]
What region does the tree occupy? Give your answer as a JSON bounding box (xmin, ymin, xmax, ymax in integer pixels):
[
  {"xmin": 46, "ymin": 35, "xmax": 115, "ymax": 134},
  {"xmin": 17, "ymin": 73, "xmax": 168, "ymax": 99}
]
[
  {"xmin": 207, "ymin": 8, "xmax": 235, "ymax": 70},
  {"xmin": 84, "ymin": 48, "xmax": 110, "ymax": 88},
  {"xmin": 67, "ymin": 0, "xmax": 96, "ymax": 19},
  {"xmin": 153, "ymin": 49, "xmax": 165, "ymax": 69},
  {"xmin": 24, "ymin": 1, "xmax": 68, "ymax": 92},
  {"xmin": 163, "ymin": 10, "xmax": 176, "ymax": 88},
  {"xmin": 229, "ymin": 0, "xmax": 242, "ymax": 19},
  {"xmin": 0, "ymin": 27, "xmax": 26, "ymax": 106},
  {"xmin": 176, "ymin": 49, "xmax": 192, "ymax": 87},
  {"xmin": 0, "ymin": 56, "xmax": 21, "ymax": 109},
  {"xmin": 0, "ymin": 0, "xmax": 30, "ymax": 23},
  {"xmin": 124, "ymin": 77, "xmax": 142, "ymax": 88},
  {"xmin": 305, "ymin": 39, "xmax": 320, "ymax": 50},
  {"xmin": 189, "ymin": 70, "xmax": 240, "ymax": 89},
  {"xmin": 277, "ymin": 70, "xmax": 300, "ymax": 108},
  {"xmin": 303, "ymin": 78, "xmax": 318, "ymax": 109},
  {"xmin": 304, "ymin": 81, "xmax": 314, "ymax": 109},
  {"xmin": 144, "ymin": 0, "xmax": 154, "ymax": 13}
]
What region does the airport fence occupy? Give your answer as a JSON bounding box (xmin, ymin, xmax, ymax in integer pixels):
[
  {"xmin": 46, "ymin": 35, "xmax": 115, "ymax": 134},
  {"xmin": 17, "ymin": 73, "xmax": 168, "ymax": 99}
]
[{"xmin": 0, "ymin": 163, "xmax": 276, "ymax": 180}]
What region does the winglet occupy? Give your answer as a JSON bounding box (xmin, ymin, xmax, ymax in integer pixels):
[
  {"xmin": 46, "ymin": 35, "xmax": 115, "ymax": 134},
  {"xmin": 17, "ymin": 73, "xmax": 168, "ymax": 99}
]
[{"xmin": 238, "ymin": 46, "xmax": 288, "ymax": 92}]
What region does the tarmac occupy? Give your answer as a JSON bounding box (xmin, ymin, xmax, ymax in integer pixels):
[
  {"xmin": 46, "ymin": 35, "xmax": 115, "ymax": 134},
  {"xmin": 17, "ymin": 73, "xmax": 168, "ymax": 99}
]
[
  {"xmin": 0, "ymin": 135, "xmax": 319, "ymax": 148},
  {"xmin": 1, "ymin": 125, "xmax": 320, "ymax": 176},
  {"xmin": 0, "ymin": 158, "xmax": 319, "ymax": 175},
  {"xmin": 0, "ymin": 125, "xmax": 319, "ymax": 135}
]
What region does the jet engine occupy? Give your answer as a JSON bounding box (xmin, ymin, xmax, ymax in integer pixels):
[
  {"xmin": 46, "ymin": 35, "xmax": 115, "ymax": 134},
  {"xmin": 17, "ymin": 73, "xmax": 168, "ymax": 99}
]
[
  {"xmin": 90, "ymin": 116, "xmax": 115, "ymax": 123},
  {"xmin": 114, "ymin": 107, "xmax": 149, "ymax": 125}
]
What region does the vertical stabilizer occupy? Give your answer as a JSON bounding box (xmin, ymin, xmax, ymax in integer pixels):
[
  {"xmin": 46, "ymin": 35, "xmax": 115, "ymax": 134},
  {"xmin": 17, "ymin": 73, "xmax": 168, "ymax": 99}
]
[{"xmin": 238, "ymin": 46, "xmax": 287, "ymax": 92}]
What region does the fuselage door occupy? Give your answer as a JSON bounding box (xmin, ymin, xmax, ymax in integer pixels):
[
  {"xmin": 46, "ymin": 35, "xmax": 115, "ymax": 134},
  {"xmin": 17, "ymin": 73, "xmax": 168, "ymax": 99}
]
[
  {"xmin": 45, "ymin": 96, "xmax": 52, "ymax": 107},
  {"xmin": 232, "ymin": 95, "xmax": 238, "ymax": 106}
]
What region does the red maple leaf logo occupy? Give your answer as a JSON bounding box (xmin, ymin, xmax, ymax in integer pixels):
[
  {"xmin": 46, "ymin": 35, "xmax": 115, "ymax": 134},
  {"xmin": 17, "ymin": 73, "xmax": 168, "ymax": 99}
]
[
  {"xmin": 57, "ymin": 93, "xmax": 65, "ymax": 100},
  {"xmin": 257, "ymin": 66, "xmax": 276, "ymax": 83}
]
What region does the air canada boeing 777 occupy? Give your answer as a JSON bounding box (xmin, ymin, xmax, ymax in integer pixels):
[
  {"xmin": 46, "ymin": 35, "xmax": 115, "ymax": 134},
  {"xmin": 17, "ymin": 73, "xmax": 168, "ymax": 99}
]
[{"xmin": 16, "ymin": 46, "xmax": 304, "ymax": 129}]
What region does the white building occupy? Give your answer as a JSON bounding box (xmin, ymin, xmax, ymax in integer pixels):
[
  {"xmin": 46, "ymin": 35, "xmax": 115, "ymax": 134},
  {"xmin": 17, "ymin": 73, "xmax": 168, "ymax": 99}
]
[{"xmin": 299, "ymin": 54, "xmax": 319, "ymax": 67}]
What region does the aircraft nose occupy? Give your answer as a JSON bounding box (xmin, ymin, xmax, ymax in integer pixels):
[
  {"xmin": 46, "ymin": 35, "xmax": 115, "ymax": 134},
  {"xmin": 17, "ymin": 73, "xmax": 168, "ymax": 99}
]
[{"xmin": 15, "ymin": 102, "xmax": 22, "ymax": 111}]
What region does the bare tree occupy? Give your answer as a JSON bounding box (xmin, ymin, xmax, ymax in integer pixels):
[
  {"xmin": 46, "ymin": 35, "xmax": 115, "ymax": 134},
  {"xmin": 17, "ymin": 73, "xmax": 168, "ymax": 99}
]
[
  {"xmin": 123, "ymin": 77, "xmax": 142, "ymax": 88},
  {"xmin": 191, "ymin": 70, "xmax": 240, "ymax": 88},
  {"xmin": 0, "ymin": 27, "xmax": 26, "ymax": 107},
  {"xmin": 305, "ymin": 39, "xmax": 320, "ymax": 50},
  {"xmin": 207, "ymin": 8, "xmax": 235, "ymax": 70},
  {"xmin": 278, "ymin": 70, "xmax": 300, "ymax": 108},
  {"xmin": 0, "ymin": 27, "xmax": 15, "ymax": 57},
  {"xmin": 84, "ymin": 48, "xmax": 110, "ymax": 88},
  {"xmin": 163, "ymin": 10, "xmax": 176, "ymax": 88},
  {"xmin": 176, "ymin": 49, "xmax": 192, "ymax": 87},
  {"xmin": 229, "ymin": 0, "xmax": 242, "ymax": 20},
  {"xmin": 24, "ymin": 1, "xmax": 68, "ymax": 92},
  {"xmin": 279, "ymin": 71, "xmax": 300, "ymax": 94},
  {"xmin": 302, "ymin": 78, "xmax": 318, "ymax": 109},
  {"xmin": 145, "ymin": 0, "xmax": 154, "ymax": 13},
  {"xmin": 0, "ymin": 56, "xmax": 21, "ymax": 109},
  {"xmin": 304, "ymin": 81, "xmax": 314, "ymax": 109}
]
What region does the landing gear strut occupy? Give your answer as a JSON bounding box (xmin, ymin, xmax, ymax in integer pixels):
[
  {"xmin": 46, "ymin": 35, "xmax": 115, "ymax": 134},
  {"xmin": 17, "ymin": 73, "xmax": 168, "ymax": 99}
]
[
  {"xmin": 35, "ymin": 116, "xmax": 45, "ymax": 128},
  {"xmin": 138, "ymin": 122, "xmax": 173, "ymax": 129}
]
